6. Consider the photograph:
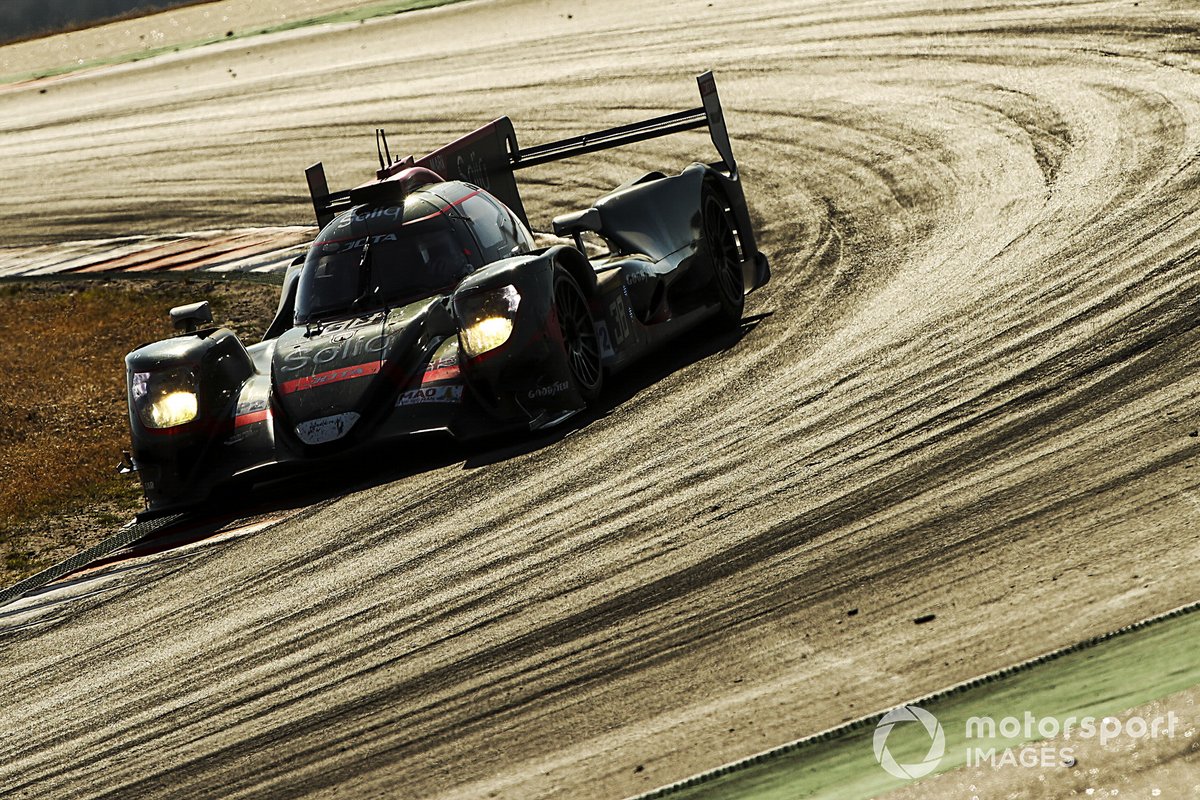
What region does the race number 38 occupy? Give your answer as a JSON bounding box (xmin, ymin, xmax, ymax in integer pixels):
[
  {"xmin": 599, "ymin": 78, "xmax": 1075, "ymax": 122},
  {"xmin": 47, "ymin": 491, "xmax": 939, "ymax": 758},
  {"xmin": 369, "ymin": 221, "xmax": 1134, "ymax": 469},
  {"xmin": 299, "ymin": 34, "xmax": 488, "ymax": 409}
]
[{"xmin": 609, "ymin": 296, "xmax": 632, "ymax": 344}]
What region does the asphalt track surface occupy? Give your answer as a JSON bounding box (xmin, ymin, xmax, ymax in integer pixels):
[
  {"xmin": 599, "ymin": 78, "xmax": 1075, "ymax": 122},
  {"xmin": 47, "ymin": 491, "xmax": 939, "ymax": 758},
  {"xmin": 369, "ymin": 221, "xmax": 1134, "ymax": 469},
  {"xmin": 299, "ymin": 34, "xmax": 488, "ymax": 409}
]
[{"xmin": 2, "ymin": 1, "xmax": 1200, "ymax": 797}]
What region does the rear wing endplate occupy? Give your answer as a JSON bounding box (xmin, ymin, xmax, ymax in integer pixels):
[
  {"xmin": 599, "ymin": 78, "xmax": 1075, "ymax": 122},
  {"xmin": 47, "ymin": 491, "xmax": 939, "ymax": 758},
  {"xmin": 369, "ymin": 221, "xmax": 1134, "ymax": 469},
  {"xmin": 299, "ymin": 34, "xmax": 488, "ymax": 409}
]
[{"xmin": 306, "ymin": 71, "xmax": 738, "ymax": 230}]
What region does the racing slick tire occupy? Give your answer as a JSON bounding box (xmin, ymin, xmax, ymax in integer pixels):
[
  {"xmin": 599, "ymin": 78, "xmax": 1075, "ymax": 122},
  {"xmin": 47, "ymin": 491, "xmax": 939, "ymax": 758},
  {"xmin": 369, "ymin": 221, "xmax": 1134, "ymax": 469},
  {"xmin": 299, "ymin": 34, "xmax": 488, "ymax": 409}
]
[
  {"xmin": 552, "ymin": 266, "xmax": 604, "ymax": 402},
  {"xmin": 703, "ymin": 184, "xmax": 746, "ymax": 331}
]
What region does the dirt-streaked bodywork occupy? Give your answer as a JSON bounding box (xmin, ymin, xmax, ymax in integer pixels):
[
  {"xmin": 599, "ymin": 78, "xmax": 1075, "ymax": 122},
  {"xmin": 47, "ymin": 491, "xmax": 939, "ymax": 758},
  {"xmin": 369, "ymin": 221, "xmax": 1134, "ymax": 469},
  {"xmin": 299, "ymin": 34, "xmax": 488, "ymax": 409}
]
[{"xmin": 124, "ymin": 73, "xmax": 770, "ymax": 513}]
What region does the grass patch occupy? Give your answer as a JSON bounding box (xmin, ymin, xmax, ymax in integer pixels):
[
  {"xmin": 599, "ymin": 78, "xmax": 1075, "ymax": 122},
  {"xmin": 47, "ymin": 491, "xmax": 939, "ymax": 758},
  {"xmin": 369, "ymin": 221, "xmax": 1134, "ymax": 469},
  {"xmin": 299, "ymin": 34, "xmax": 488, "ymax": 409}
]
[
  {"xmin": 652, "ymin": 611, "xmax": 1200, "ymax": 799},
  {"xmin": 4, "ymin": 0, "xmax": 465, "ymax": 85},
  {"xmin": 0, "ymin": 278, "xmax": 277, "ymax": 585}
]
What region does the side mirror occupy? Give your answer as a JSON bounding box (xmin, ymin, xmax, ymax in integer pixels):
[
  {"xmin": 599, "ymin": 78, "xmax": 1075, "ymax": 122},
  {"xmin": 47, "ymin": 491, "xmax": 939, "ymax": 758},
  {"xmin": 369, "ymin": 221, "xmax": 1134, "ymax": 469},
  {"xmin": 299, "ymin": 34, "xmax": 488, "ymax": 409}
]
[
  {"xmin": 552, "ymin": 207, "xmax": 602, "ymax": 237},
  {"xmin": 551, "ymin": 208, "xmax": 603, "ymax": 254},
  {"xmin": 170, "ymin": 300, "xmax": 213, "ymax": 333}
]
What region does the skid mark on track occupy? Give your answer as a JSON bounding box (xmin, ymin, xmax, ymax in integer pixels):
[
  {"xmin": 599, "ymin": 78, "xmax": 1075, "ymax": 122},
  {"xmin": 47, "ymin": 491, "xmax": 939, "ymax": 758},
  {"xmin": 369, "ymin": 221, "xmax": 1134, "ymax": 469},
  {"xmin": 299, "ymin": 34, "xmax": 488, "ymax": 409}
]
[
  {"xmin": 4, "ymin": 2, "xmax": 1200, "ymax": 799},
  {"xmin": 0, "ymin": 517, "xmax": 285, "ymax": 637}
]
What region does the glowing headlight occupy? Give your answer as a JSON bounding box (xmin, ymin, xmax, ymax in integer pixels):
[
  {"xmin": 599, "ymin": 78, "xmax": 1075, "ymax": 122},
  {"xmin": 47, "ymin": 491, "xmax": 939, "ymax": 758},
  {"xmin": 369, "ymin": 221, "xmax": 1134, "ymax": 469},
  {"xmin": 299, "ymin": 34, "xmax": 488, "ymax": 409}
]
[
  {"xmin": 148, "ymin": 390, "xmax": 199, "ymax": 428},
  {"xmin": 457, "ymin": 285, "xmax": 521, "ymax": 358},
  {"xmin": 131, "ymin": 368, "xmax": 199, "ymax": 429},
  {"xmin": 461, "ymin": 316, "xmax": 515, "ymax": 357}
]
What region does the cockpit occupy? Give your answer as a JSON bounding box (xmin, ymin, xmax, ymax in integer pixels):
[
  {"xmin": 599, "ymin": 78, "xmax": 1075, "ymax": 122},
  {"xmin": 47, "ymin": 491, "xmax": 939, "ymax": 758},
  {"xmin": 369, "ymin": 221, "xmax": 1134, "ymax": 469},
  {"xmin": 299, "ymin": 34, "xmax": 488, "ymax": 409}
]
[{"xmin": 294, "ymin": 200, "xmax": 481, "ymax": 323}]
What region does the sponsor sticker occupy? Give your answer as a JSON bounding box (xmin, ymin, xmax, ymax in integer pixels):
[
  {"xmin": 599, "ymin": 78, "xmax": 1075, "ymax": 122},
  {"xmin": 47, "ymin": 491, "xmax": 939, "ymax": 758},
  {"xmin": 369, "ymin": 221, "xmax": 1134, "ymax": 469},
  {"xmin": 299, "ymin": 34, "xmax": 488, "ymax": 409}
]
[
  {"xmin": 527, "ymin": 381, "xmax": 569, "ymax": 400},
  {"xmin": 235, "ymin": 398, "xmax": 268, "ymax": 416},
  {"xmin": 351, "ymin": 206, "xmax": 404, "ymax": 223},
  {"xmin": 295, "ymin": 412, "xmax": 360, "ymax": 445},
  {"xmin": 426, "ymin": 354, "xmax": 460, "ymax": 371},
  {"xmin": 421, "ymin": 354, "xmax": 462, "ymax": 383},
  {"xmin": 456, "ymin": 151, "xmax": 490, "ymax": 188},
  {"xmin": 397, "ymin": 385, "xmax": 463, "ymax": 407}
]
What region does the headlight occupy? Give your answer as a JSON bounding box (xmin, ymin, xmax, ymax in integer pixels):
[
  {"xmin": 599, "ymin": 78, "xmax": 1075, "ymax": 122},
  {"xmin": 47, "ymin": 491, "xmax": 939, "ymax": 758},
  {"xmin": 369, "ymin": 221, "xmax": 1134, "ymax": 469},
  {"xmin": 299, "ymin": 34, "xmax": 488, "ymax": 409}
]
[
  {"xmin": 462, "ymin": 316, "xmax": 514, "ymax": 356},
  {"xmin": 131, "ymin": 367, "xmax": 199, "ymax": 429},
  {"xmin": 457, "ymin": 284, "xmax": 521, "ymax": 358}
]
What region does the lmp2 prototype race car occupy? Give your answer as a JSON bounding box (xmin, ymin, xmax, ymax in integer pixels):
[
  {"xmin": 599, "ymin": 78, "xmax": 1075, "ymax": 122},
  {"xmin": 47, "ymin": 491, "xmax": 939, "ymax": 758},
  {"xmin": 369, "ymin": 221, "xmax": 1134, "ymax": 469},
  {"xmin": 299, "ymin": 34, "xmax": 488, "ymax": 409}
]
[{"xmin": 123, "ymin": 72, "xmax": 770, "ymax": 513}]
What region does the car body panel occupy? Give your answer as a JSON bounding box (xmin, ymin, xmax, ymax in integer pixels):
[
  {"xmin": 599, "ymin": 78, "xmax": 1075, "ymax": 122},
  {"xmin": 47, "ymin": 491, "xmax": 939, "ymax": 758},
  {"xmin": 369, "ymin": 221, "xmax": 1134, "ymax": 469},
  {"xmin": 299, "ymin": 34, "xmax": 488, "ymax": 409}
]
[{"xmin": 124, "ymin": 74, "xmax": 770, "ymax": 514}]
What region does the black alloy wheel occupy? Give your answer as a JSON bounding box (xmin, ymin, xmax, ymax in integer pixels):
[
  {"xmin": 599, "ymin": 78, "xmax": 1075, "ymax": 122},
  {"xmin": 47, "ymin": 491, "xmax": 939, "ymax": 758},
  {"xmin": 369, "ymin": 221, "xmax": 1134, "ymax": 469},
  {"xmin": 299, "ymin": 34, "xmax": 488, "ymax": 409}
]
[
  {"xmin": 703, "ymin": 188, "xmax": 745, "ymax": 330},
  {"xmin": 553, "ymin": 267, "xmax": 603, "ymax": 401}
]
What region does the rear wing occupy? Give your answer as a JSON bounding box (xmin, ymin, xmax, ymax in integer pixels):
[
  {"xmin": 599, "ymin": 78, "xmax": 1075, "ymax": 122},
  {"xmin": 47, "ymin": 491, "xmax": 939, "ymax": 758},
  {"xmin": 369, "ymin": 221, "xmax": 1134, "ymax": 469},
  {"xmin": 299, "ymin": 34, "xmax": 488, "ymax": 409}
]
[{"xmin": 306, "ymin": 71, "xmax": 738, "ymax": 230}]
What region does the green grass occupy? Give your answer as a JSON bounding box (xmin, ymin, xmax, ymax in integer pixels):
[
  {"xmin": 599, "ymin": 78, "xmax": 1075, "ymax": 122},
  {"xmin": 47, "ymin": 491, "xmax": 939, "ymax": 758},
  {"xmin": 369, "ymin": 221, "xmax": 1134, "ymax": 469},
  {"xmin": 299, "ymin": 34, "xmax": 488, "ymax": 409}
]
[
  {"xmin": 3, "ymin": 0, "xmax": 464, "ymax": 85},
  {"xmin": 657, "ymin": 610, "xmax": 1200, "ymax": 799}
]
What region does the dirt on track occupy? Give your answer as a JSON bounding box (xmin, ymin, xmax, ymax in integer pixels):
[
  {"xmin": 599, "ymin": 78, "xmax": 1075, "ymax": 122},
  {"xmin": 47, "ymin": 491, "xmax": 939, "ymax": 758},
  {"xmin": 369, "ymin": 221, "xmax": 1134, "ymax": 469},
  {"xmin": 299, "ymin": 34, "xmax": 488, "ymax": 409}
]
[{"xmin": 1, "ymin": 1, "xmax": 1199, "ymax": 798}]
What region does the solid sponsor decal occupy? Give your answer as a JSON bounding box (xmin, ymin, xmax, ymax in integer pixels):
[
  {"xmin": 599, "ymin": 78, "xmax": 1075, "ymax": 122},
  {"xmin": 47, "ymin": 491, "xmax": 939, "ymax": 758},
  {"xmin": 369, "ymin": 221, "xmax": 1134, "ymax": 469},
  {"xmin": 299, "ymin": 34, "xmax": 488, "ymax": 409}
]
[
  {"xmin": 234, "ymin": 396, "xmax": 268, "ymax": 416},
  {"xmin": 234, "ymin": 408, "xmax": 271, "ymax": 428},
  {"xmin": 328, "ymin": 206, "xmax": 403, "ymax": 232},
  {"xmin": 279, "ymin": 361, "xmax": 382, "ymax": 394},
  {"xmin": 280, "ymin": 330, "xmax": 391, "ymax": 373},
  {"xmin": 455, "ymin": 151, "xmax": 490, "ymax": 189},
  {"xmin": 322, "ymin": 313, "xmax": 385, "ymax": 334},
  {"xmin": 236, "ymin": 398, "xmax": 268, "ymax": 412},
  {"xmin": 295, "ymin": 412, "xmax": 360, "ymax": 445},
  {"xmin": 351, "ymin": 206, "xmax": 404, "ymax": 223},
  {"xmin": 422, "ymin": 362, "xmax": 461, "ymax": 383},
  {"xmin": 325, "ymin": 233, "xmax": 398, "ymax": 254},
  {"xmin": 426, "ymin": 353, "xmax": 460, "ymax": 371},
  {"xmin": 397, "ymin": 385, "xmax": 463, "ymax": 407}
]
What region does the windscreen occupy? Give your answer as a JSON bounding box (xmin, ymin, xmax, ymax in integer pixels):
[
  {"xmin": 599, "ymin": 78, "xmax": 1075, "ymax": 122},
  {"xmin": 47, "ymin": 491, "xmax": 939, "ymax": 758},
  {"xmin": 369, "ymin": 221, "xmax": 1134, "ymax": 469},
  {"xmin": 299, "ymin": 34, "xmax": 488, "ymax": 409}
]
[{"xmin": 295, "ymin": 212, "xmax": 478, "ymax": 323}]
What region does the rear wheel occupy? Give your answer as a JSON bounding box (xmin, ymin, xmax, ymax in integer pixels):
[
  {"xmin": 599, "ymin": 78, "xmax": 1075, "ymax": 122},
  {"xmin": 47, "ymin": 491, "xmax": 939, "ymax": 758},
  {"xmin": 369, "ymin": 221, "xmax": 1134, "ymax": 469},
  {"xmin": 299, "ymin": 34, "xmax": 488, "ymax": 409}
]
[
  {"xmin": 553, "ymin": 267, "xmax": 603, "ymax": 401},
  {"xmin": 703, "ymin": 187, "xmax": 745, "ymax": 330}
]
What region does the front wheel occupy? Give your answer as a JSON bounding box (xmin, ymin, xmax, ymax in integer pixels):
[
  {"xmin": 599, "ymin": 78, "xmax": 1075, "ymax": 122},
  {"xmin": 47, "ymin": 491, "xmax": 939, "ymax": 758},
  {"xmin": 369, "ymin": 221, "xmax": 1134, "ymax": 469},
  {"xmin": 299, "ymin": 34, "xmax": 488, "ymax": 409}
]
[
  {"xmin": 553, "ymin": 267, "xmax": 603, "ymax": 402},
  {"xmin": 703, "ymin": 186, "xmax": 745, "ymax": 331}
]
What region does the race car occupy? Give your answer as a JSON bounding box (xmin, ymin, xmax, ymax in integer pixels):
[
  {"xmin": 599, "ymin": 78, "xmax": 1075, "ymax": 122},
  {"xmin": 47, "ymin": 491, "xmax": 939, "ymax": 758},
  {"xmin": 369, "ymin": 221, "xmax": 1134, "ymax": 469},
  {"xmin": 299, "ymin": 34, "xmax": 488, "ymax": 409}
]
[{"xmin": 123, "ymin": 72, "xmax": 770, "ymax": 514}]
